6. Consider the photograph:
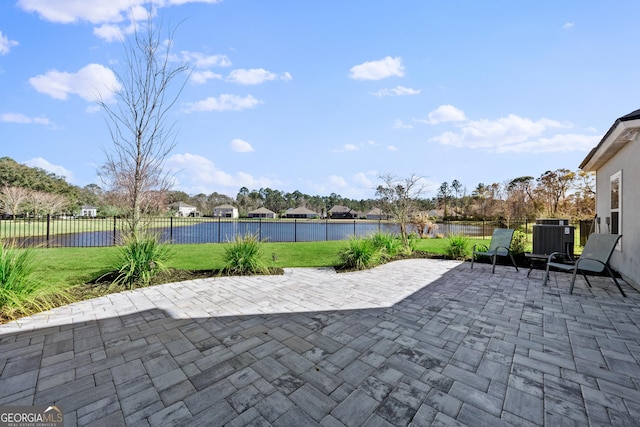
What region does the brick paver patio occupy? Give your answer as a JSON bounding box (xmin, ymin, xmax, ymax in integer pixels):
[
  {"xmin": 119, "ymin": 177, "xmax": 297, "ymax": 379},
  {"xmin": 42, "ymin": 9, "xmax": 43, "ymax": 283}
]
[{"xmin": 0, "ymin": 259, "xmax": 638, "ymax": 426}]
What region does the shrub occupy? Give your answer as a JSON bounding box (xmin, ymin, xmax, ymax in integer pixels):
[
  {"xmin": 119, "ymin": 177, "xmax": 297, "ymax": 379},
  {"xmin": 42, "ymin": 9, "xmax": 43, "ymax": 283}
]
[
  {"xmin": 111, "ymin": 232, "xmax": 173, "ymax": 288},
  {"xmin": 369, "ymin": 232, "xmax": 402, "ymax": 258},
  {"xmin": 339, "ymin": 236, "xmax": 383, "ymax": 270},
  {"xmin": 445, "ymin": 234, "xmax": 469, "ymax": 260},
  {"xmin": 0, "ymin": 241, "xmax": 73, "ymax": 319},
  {"xmin": 510, "ymin": 230, "xmax": 527, "ymax": 255},
  {"xmin": 223, "ymin": 233, "xmax": 270, "ymax": 275}
]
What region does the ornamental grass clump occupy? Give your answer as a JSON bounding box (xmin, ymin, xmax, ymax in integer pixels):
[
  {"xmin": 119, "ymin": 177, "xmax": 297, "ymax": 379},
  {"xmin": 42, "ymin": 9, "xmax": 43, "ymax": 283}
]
[
  {"xmin": 223, "ymin": 233, "xmax": 270, "ymax": 275},
  {"xmin": 445, "ymin": 234, "xmax": 470, "ymax": 260},
  {"xmin": 0, "ymin": 241, "xmax": 73, "ymax": 320},
  {"xmin": 111, "ymin": 232, "xmax": 173, "ymax": 289},
  {"xmin": 369, "ymin": 232, "xmax": 403, "ymax": 259},
  {"xmin": 339, "ymin": 236, "xmax": 381, "ymax": 270}
]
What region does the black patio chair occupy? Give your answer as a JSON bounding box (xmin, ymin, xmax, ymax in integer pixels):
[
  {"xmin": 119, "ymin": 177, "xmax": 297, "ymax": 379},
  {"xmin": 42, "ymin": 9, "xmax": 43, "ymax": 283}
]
[
  {"xmin": 471, "ymin": 228, "xmax": 519, "ymax": 274},
  {"xmin": 543, "ymin": 233, "xmax": 625, "ymax": 297}
]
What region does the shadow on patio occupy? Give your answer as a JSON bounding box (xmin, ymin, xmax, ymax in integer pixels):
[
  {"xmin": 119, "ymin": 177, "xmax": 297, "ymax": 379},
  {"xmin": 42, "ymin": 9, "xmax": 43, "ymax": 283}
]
[{"xmin": 0, "ymin": 259, "xmax": 638, "ymax": 426}]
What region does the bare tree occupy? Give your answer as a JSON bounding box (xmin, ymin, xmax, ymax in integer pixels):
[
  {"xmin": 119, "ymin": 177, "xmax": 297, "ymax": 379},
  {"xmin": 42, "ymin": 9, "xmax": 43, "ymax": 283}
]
[
  {"xmin": 39, "ymin": 192, "xmax": 69, "ymax": 216},
  {"xmin": 28, "ymin": 190, "xmax": 48, "ymax": 218},
  {"xmin": 98, "ymin": 14, "xmax": 188, "ymax": 236},
  {"xmin": 376, "ymin": 173, "xmax": 425, "ymax": 248},
  {"xmin": 0, "ymin": 186, "xmax": 29, "ymax": 219}
]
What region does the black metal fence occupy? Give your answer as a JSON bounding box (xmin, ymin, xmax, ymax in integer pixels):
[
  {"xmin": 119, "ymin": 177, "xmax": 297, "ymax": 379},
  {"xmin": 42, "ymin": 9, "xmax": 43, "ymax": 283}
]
[{"xmin": 0, "ymin": 215, "xmax": 576, "ymax": 248}]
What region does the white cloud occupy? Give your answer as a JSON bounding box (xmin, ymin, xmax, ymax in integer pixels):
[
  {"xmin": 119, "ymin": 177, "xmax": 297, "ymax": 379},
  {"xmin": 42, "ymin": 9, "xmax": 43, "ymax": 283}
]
[
  {"xmin": 93, "ymin": 23, "xmax": 126, "ymax": 42},
  {"xmin": 24, "ymin": 157, "xmax": 74, "ymax": 182},
  {"xmin": 17, "ymin": 0, "xmax": 221, "ymax": 24},
  {"xmin": 328, "ymin": 175, "xmax": 348, "ymax": 187},
  {"xmin": 190, "ymin": 70, "xmax": 223, "ymax": 85},
  {"xmin": 310, "ymin": 171, "xmax": 380, "ymax": 199},
  {"xmin": 182, "ymin": 94, "xmax": 262, "ymax": 112},
  {"xmin": 429, "ymin": 112, "xmax": 590, "ymax": 154},
  {"xmin": 334, "ymin": 143, "xmax": 360, "ymax": 153},
  {"xmin": 172, "ymin": 51, "xmax": 231, "ymax": 84},
  {"xmin": 0, "ymin": 31, "xmax": 19, "ymax": 55},
  {"xmin": 1, "ymin": 112, "xmax": 56, "ymax": 127},
  {"xmin": 18, "ymin": 1, "xmax": 222, "ymax": 42},
  {"xmin": 227, "ymin": 68, "xmax": 292, "ymax": 85},
  {"xmin": 29, "ymin": 63, "xmax": 121, "ymax": 103},
  {"xmin": 387, "ymin": 145, "xmax": 399, "ymax": 151},
  {"xmin": 495, "ymin": 133, "xmax": 599, "ymax": 154},
  {"xmin": 334, "ymin": 140, "xmax": 379, "ymax": 153},
  {"xmin": 417, "ymin": 105, "xmax": 467, "ymax": 124},
  {"xmin": 353, "ymin": 172, "xmax": 374, "ymax": 189},
  {"xmin": 230, "ymin": 139, "xmax": 254, "ymax": 153},
  {"xmin": 177, "ymin": 51, "xmax": 231, "ymax": 68},
  {"xmin": 372, "ymin": 86, "xmax": 421, "ymax": 97},
  {"xmin": 563, "ymin": 22, "xmax": 575, "ymax": 29},
  {"xmin": 166, "ymin": 153, "xmax": 277, "ymax": 193},
  {"xmin": 349, "ymin": 56, "xmax": 404, "ymax": 81},
  {"xmin": 393, "ymin": 119, "xmax": 413, "ymax": 129}
]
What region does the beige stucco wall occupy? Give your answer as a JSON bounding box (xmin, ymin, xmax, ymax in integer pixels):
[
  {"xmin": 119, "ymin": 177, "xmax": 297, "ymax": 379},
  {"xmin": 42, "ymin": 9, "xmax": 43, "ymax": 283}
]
[{"xmin": 594, "ymin": 137, "xmax": 640, "ymax": 287}]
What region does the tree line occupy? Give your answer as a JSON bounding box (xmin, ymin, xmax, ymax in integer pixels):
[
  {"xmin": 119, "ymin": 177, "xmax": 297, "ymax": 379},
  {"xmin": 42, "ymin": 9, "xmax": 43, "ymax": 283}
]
[{"xmin": 0, "ymin": 154, "xmax": 593, "ymax": 222}]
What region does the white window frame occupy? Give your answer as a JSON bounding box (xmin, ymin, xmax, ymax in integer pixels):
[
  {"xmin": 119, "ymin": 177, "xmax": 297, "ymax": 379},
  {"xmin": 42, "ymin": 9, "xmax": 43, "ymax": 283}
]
[{"xmin": 610, "ymin": 170, "xmax": 622, "ymax": 251}]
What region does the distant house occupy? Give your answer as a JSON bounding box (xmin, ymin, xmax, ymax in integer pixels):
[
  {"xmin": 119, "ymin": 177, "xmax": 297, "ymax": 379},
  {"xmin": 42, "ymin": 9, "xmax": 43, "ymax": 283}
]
[
  {"xmin": 79, "ymin": 205, "xmax": 97, "ymax": 217},
  {"xmin": 169, "ymin": 202, "xmax": 198, "ymax": 217},
  {"xmin": 579, "ymin": 108, "xmax": 640, "ymax": 288},
  {"xmin": 248, "ymin": 207, "xmax": 277, "ymax": 218},
  {"xmin": 213, "ymin": 204, "xmax": 239, "ymax": 218},
  {"xmin": 365, "ymin": 207, "xmax": 385, "ymax": 220},
  {"xmin": 329, "ymin": 205, "xmax": 358, "ymax": 219},
  {"xmin": 284, "ymin": 206, "xmax": 318, "ymax": 219},
  {"xmin": 429, "ymin": 209, "xmax": 444, "ymax": 219}
]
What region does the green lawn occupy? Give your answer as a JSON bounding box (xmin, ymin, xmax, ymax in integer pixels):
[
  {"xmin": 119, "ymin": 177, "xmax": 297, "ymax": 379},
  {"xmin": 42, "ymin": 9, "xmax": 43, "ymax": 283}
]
[{"xmin": 31, "ymin": 238, "xmax": 492, "ymax": 289}]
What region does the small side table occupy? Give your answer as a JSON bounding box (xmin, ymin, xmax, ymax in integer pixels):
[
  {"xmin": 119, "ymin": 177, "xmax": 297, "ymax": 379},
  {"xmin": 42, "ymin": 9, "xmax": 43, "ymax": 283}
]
[
  {"xmin": 525, "ymin": 253, "xmax": 552, "ymax": 277},
  {"xmin": 525, "ymin": 252, "xmax": 573, "ymax": 277}
]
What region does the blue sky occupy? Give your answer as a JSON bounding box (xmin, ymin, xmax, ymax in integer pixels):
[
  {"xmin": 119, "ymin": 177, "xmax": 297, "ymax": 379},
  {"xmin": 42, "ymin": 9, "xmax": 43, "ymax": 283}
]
[{"xmin": 2, "ymin": 1, "xmax": 640, "ymax": 200}]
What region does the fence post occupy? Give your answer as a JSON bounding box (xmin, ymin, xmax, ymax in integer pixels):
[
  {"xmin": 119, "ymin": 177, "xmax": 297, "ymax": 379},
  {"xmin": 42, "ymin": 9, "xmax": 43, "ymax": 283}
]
[
  {"xmin": 325, "ymin": 219, "xmax": 328, "ymax": 241},
  {"xmin": 218, "ymin": 216, "xmax": 221, "ymax": 243},
  {"xmin": 294, "ymin": 219, "xmax": 297, "ymax": 242},
  {"xmin": 113, "ymin": 216, "xmax": 117, "ymax": 246},
  {"xmin": 170, "ymin": 216, "xmax": 173, "ymax": 243},
  {"xmin": 46, "ymin": 214, "xmax": 51, "ymax": 248},
  {"xmin": 482, "ymin": 219, "xmax": 485, "ymax": 239},
  {"xmin": 259, "ymin": 218, "xmax": 262, "ymax": 241}
]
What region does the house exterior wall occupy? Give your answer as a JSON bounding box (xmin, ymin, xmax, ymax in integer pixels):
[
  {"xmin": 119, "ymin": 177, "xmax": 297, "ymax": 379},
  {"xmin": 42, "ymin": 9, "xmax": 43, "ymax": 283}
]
[
  {"xmin": 178, "ymin": 206, "xmax": 197, "ymax": 217},
  {"xmin": 595, "ymin": 138, "xmax": 640, "ymax": 286},
  {"xmin": 81, "ymin": 208, "xmax": 97, "ymax": 217},
  {"xmin": 248, "ymin": 212, "xmax": 276, "ymax": 218},
  {"xmin": 213, "ymin": 207, "xmax": 239, "ymax": 218}
]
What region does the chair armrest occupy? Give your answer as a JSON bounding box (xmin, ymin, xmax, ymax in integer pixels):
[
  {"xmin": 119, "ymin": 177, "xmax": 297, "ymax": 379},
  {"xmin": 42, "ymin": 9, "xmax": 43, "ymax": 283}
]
[
  {"xmin": 546, "ymin": 252, "xmax": 564, "ymax": 263},
  {"xmin": 573, "ymin": 256, "xmax": 606, "ymax": 272},
  {"xmin": 472, "ymin": 244, "xmax": 488, "ymax": 253}
]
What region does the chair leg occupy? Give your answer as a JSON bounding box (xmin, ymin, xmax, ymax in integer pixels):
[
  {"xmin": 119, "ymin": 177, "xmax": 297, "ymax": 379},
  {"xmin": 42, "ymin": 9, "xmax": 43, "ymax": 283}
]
[
  {"xmin": 569, "ymin": 267, "xmax": 580, "ymax": 294},
  {"xmin": 605, "ymin": 265, "xmax": 627, "ymax": 297},
  {"xmin": 491, "ymin": 255, "xmax": 497, "ymax": 274},
  {"xmin": 509, "ymin": 253, "xmax": 519, "ymax": 272},
  {"xmin": 583, "ymin": 274, "xmax": 592, "ymax": 288},
  {"xmin": 471, "ymin": 253, "xmax": 475, "ymax": 269},
  {"xmin": 543, "ymin": 264, "xmax": 551, "ymax": 286}
]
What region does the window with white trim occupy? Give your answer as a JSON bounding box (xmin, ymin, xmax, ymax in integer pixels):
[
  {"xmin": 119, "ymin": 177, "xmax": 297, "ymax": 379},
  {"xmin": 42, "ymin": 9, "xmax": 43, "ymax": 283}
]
[{"xmin": 610, "ymin": 170, "xmax": 622, "ymax": 249}]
